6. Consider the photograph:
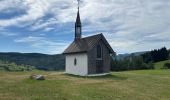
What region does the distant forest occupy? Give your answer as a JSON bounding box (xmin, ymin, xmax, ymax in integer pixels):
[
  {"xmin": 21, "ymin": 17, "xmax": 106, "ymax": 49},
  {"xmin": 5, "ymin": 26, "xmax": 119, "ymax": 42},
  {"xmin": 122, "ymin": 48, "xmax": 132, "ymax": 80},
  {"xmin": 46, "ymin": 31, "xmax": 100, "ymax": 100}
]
[
  {"xmin": 0, "ymin": 53, "xmax": 65, "ymax": 71},
  {"xmin": 0, "ymin": 47, "xmax": 169, "ymax": 71},
  {"xmin": 111, "ymin": 47, "xmax": 170, "ymax": 71}
]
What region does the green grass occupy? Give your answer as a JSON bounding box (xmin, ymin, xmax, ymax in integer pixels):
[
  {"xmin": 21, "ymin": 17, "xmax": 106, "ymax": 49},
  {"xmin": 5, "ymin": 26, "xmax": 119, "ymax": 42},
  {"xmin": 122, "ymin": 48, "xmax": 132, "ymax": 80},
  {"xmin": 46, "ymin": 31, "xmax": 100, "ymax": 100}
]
[
  {"xmin": 0, "ymin": 70, "xmax": 170, "ymax": 100},
  {"xmin": 154, "ymin": 60, "xmax": 170, "ymax": 69}
]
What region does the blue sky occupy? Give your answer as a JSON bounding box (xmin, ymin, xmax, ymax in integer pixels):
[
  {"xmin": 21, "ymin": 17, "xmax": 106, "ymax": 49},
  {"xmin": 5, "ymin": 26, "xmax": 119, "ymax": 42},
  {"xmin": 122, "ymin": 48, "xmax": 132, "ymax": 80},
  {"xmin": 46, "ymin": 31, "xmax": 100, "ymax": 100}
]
[{"xmin": 0, "ymin": 0, "xmax": 170, "ymax": 54}]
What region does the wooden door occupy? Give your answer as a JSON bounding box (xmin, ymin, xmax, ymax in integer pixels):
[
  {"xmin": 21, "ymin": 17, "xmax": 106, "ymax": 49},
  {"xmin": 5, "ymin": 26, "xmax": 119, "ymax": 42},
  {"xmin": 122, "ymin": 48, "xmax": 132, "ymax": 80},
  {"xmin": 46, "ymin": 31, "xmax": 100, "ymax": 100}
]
[{"xmin": 96, "ymin": 60, "xmax": 103, "ymax": 73}]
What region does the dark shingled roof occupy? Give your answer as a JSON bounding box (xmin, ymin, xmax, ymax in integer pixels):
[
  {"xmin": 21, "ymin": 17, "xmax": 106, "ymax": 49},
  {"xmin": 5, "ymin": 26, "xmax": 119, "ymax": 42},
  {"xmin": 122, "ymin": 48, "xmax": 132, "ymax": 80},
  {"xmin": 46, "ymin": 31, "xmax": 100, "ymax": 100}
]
[{"xmin": 63, "ymin": 33, "xmax": 115, "ymax": 54}]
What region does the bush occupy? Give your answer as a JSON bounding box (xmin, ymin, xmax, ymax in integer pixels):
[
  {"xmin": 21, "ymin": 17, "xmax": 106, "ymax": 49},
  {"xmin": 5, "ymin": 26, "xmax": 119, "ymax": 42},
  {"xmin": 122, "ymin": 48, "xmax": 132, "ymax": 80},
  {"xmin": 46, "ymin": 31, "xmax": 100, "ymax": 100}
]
[
  {"xmin": 0, "ymin": 60, "xmax": 35, "ymax": 71},
  {"xmin": 164, "ymin": 63, "xmax": 170, "ymax": 69},
  {"xmin": 142, "ymin": 63, "xmax": 154, "ymax": 69}
]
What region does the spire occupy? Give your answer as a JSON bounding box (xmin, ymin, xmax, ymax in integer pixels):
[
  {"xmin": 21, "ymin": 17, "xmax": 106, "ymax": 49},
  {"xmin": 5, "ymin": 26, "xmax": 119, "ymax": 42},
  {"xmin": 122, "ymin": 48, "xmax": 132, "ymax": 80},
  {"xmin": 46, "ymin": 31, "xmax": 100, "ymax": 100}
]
[
  {"xmin": 76, "ymin": 8, "xmax": 81, "ymax": 26},
  {"xmin": 75, "ymin": 0, "xmax": 82, "ymax": 40}
]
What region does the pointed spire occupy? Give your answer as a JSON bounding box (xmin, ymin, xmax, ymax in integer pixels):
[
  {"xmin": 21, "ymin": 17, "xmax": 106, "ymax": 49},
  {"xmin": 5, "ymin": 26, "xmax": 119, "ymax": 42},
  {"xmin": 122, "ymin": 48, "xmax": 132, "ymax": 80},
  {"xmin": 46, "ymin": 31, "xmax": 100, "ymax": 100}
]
[
  {"xmin": 76, "ymin": 9, "xmax": 81, "ymax": 26},
  {"xmin": 76, "ymin": 0, "xmax": 81, "ymax": 26},
  {"xmin": 75, "ymin": 0, "xmax": 82, "ymax": 40}
]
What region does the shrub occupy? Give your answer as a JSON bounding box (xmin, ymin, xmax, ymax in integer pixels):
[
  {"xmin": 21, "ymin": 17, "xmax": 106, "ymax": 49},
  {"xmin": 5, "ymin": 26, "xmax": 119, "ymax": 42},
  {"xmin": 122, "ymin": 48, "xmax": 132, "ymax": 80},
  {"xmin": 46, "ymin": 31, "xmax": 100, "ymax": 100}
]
[
  {"xmin": 0, "ymin": 60, "xmax": 35, "ymax": 71},
  {"xmin": 164, "ymin": 63, "xmax": 170, "ymax": 69}
]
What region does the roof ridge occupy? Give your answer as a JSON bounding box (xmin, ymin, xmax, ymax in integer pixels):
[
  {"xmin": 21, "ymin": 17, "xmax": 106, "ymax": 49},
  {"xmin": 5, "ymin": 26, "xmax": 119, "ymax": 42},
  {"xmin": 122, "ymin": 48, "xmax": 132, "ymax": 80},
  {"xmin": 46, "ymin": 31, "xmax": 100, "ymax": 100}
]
[{"xmin": 82, "ymin": 33, "xmax": 103, "ymax": 39}]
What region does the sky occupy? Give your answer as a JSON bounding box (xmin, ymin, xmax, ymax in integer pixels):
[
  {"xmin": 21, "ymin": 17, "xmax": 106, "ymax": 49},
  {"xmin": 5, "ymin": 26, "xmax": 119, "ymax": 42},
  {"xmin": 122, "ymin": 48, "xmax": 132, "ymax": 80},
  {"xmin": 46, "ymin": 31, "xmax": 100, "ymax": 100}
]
[{"xmin": 0, "ymin": 0, "xmax": 170, "ymax": 54}]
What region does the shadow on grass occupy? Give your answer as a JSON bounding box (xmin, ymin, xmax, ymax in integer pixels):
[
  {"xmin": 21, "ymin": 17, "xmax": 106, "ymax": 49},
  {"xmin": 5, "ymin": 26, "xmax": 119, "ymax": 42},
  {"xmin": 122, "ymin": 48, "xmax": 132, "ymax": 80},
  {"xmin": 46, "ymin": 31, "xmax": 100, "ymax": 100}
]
[{"xmin": 64, "ymin": 74, "xmax": 128, "ymax": 80}]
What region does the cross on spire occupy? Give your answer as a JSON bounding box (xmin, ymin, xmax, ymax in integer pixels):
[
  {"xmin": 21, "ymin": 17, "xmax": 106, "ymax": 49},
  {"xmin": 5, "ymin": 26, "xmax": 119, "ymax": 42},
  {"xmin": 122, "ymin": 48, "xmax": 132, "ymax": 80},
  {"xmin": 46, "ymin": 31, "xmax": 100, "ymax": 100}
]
[{"xmin": 77, "ymin": 0, "xmax": 80, "ymax": 10}]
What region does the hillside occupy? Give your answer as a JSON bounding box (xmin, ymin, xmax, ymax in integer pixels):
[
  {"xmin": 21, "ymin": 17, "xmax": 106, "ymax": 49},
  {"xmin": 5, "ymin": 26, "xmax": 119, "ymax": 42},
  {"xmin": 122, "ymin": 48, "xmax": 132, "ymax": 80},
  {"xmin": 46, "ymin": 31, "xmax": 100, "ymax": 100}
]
[
  {"xmin": 0, "ymin": 61, "xmax": 35, "ymax": 71},
  {"xmin": 154, "ymin": 60, "xmax": 170, "ymax": 69},
  {"xmin": 0, "ymin": 70, "xmax": 170, "ymax": 100},
  {"xmin": 116, "ymin": 51, "xmax": 147, "ymax": 60},
  {"xmin": 0, "ymin": 52, "xmax": 65, "ymax": 71}
]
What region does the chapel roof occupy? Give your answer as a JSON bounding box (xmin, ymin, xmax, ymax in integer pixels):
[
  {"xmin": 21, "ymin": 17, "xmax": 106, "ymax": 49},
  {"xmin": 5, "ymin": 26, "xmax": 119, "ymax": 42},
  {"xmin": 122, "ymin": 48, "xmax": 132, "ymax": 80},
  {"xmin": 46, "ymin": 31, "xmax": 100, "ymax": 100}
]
[{"xmin": 63, "ymin": 33, "xmax": 115, "ymax": 54}]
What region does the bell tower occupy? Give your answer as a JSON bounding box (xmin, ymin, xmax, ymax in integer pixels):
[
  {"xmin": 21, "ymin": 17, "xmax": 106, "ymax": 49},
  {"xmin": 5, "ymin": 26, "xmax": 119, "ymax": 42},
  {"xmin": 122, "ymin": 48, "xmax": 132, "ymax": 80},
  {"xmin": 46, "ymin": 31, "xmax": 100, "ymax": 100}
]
[{"xmin": 75, "ymin": 0, "xmax": 82, "ymax": 40}]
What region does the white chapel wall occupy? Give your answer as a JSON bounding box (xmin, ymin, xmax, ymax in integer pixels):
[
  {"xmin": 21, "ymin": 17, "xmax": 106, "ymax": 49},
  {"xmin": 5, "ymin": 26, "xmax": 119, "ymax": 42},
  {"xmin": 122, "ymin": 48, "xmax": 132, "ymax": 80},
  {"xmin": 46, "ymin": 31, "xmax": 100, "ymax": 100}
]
[{"xmin": 66, "ymin": 53, "xmax": 88, "ymax": 76}]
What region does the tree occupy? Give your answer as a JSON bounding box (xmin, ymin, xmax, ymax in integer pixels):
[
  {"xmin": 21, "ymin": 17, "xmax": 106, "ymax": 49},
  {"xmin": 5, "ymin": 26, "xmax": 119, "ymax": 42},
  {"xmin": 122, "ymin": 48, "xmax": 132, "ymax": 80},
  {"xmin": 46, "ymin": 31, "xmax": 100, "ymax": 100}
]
[
  {"xmin": 142, "ymin": 47, "xmax": 169, "ymax": 63},
  {"xmin": 164, "ymin": 63, "xmax": 170, "ymax": 69},
  {"xmin": 111, "ymin": 55, "xmax": 154, "ymax": 71}
]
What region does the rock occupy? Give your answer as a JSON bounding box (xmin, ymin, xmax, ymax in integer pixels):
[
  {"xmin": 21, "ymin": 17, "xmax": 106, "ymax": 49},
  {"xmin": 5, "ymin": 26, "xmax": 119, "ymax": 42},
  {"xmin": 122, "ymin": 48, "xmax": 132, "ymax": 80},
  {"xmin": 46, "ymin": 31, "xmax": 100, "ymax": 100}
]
[{"xmin": 30, "ymin": 74, "xmax": 45, "ymax": 80}]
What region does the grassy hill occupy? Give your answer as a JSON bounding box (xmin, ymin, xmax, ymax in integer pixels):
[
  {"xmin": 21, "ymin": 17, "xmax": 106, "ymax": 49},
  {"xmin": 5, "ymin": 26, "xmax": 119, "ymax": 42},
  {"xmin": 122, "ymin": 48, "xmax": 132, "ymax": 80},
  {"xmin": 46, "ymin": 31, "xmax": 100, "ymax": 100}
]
[
  {"xmin": 0, "ymin": 70, "xmax": 170, "ymax": 100},
  {"xmin": 154, "ymin": 60, "xmax": 170, "ymax": 69}
]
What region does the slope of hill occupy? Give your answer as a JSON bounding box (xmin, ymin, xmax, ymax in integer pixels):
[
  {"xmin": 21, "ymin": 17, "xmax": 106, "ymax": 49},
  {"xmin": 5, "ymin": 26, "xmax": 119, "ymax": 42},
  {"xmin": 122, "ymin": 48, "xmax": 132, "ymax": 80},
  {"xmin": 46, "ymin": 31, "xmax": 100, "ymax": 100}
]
[
  {"xmin": 0, "ymin": 70, "xmax": 170, "ymax": 100},
  {"xmin": 0, "ymin": 52, "xmax": 65, "ymax": 71},
  {"xmin": 154, "ymin": 60, "xmax": 170, "ymax": 69},
  {"xmin": 0, "ymin": 60, "xmax": 35, "ymax": 71},
  {"xmin": 116, "ymin": 51, "xmax": 147, "ymax": 60}
]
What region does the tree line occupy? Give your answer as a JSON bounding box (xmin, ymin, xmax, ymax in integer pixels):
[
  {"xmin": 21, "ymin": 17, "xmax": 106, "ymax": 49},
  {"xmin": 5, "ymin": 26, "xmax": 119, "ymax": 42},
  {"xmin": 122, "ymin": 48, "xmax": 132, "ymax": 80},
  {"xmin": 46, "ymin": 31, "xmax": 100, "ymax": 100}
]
[
  {"xmin": 0, "ymin": 53, "xmax": 65, "ymax": 71},
  {"xmin": 0, "ymin": 48, "xmax": 169, "ymax": 72},
  {"xmin": 142, "ymin": 47, "xmax": 169, "ymax": 63},
  {"xmin": 111, "ymin": 47, "xmax": 170, "ymax": 71}
]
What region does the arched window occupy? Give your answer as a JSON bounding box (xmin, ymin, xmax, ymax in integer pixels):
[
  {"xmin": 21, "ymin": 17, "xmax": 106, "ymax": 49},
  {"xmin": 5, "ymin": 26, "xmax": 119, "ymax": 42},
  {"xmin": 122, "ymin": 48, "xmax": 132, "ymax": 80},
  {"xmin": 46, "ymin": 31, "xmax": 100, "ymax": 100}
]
[
  {"xmin": 74, "ymin": 58, "xmax": 77, "ymax": 66},
  {"xmin": 97, "ymin": 45, "xmax": 102, "ymax": 58}
]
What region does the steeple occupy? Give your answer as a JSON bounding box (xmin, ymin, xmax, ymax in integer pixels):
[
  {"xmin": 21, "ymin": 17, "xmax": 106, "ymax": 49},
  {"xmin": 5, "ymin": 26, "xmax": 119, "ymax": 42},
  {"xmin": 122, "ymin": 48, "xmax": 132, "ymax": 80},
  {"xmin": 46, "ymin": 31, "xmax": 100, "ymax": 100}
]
[
  {"xmin": 75, "ymin": 0, "xmax": 82, "ymax": 40},
  {"xmin": 76, "ymin": 8, "xmax": 81, "ymax": 27}
]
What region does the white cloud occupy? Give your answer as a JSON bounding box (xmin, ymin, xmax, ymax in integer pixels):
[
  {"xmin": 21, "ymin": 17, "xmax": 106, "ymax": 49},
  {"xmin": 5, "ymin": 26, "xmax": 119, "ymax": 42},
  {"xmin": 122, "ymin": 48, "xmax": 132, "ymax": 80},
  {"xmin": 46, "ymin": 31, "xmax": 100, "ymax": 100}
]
[
  {"xmin": 14, "ymin": 36, "xmax": 69, "ymax": 54},
  {"xmin": 30, "ymin": 18, "xmax": 58, "ymax": 31},
  {"xmin": 0, "ymin": 0, "xmax": 50, "ymax": 27},
  {"xmin": 0, "ymin": 28, "xmax": 17, "ymax": 36},
  {"xmin": 0, "ymin": 32, "xmax": 17, "ymax": 36},
  {"xmin": 0, "ymin": 0, "xmax": 170, "ymax": 54}
]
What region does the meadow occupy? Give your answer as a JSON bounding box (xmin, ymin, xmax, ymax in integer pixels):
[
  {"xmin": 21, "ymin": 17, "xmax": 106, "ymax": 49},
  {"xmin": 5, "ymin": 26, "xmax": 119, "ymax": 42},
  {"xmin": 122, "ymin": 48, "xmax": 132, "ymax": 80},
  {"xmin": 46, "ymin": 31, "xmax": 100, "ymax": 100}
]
[{"xmin": 0, "ymin": 70, "xmax": 170, "ymax": 100}]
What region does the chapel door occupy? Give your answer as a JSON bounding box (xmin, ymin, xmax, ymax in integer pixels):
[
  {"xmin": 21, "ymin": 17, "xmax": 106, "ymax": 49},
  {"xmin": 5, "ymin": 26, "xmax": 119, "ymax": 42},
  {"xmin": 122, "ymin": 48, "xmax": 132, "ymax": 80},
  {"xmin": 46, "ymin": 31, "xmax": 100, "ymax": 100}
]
[
  {"xmin": 96, "ymin": 45, "xmax": 103, "ymax": 73},
  {"xmin": 96, "ymin": 60, "xmax": 103, "ymax": 73}
]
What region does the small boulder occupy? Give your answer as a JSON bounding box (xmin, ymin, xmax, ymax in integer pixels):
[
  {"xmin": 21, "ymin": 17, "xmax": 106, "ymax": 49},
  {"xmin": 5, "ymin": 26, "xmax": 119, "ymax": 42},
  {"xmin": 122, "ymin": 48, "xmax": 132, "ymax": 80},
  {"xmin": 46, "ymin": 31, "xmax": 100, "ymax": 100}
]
[{"xmin": 30, "ymin": 74, "xmax": 45, "ymax": 80}]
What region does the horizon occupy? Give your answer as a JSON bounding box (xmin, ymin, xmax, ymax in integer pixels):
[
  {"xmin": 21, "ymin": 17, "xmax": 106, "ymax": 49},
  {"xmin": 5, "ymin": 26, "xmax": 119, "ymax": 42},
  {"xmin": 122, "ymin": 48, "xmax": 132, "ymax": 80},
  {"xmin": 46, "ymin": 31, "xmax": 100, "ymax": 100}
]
[
  {"xmin": 0, "ymin": 0, "xmax": 170, "ymax": 54},
  {"xmin": 0, "ymin": 47, "xmax": 169, "ymax": 55}
]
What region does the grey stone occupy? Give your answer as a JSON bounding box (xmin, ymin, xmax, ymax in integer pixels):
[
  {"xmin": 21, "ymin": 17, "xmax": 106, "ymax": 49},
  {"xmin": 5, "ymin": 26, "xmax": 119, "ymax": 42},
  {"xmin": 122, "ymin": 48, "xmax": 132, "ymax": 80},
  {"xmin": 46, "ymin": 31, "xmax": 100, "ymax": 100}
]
[{"xmin": 30, "ymin": 74, "xmax": 45, "ymax": 80}]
